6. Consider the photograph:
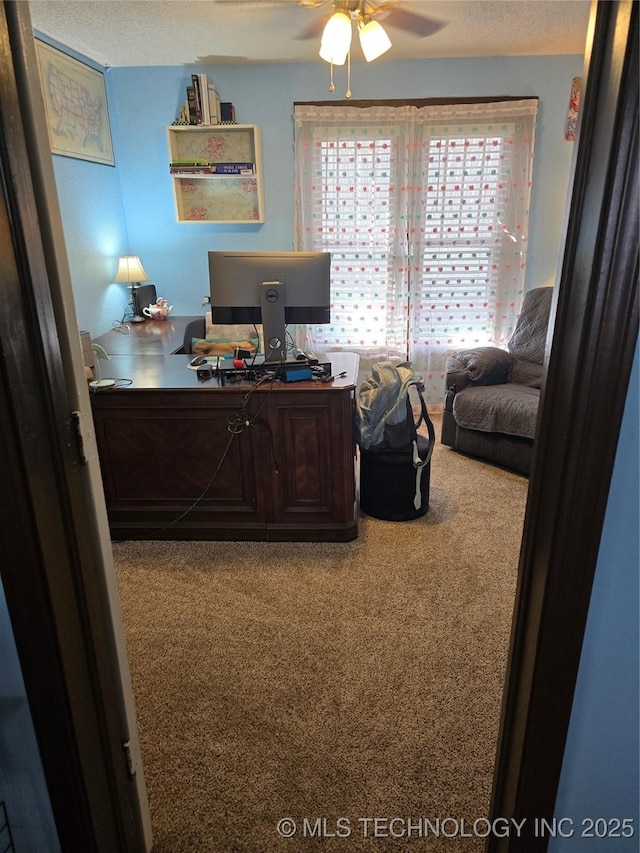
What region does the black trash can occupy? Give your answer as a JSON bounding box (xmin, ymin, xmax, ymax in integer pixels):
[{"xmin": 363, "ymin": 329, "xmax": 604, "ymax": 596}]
[{"xmin": 359, "ymin": 434, "xmax": 432, "ymax": 521}]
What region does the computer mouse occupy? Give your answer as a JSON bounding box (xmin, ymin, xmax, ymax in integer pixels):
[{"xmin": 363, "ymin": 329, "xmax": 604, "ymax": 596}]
[{"xmin": 190, "ymin": 356, "xmax": 207, "ymax": 366}]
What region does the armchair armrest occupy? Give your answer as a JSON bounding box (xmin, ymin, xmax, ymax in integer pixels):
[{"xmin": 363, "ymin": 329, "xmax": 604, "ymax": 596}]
[{"xmin": 445, "ymin": 346, "xmax": 514, "ymax": 390}]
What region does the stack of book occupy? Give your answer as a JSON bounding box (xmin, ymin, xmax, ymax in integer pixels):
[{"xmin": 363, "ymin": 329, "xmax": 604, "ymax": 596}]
[
  {"xmin": 186, "ymin": 74, "xmax": 221, "ymax": 125},
  {"xmin": 169, "ymin": 160, "xmax": 255, "ymax": 177},
  {"xmin": 169, "ymin": 159, "xmax": 214, "ymax": 176},
  {"xmin": 209, "ymin": 162, "xmax": 254, "ymax": 174}
]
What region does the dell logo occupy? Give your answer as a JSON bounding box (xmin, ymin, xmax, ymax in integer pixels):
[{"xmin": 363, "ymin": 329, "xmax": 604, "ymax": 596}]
[{"xmin": 265, "ymin": 288, "xmax": 280, "ymax": 303}]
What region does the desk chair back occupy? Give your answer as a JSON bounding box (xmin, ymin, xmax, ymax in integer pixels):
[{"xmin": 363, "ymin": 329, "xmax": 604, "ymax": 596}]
[{"xmin": 183, "ymin": 318, "xmax": 206, "ymax": 354}]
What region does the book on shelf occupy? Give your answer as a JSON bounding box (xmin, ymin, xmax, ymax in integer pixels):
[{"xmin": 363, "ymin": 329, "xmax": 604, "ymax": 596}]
[
  {"xmin": 170, "ymin": 165, "xmax": 213, "ymax": 174},
  {"xmin": 170, "ymin": 167, "xmax": 214, "ymax": 176},
  {"xmin": 169, "ymin": 162, "xmax": 255, "ymax": 176},
  {"xmin": 193, "ymin": 73, "xmax": 213, "ymax": 124},
  {"xmin": 208, "ymin": 83, "xmax": 221, "ymax": 125},
  {"xmin": 220, "ymin": 102, "xmax": 236, "ymax": 123},
  {"xmin": 209, "ymin": 162, "xmax": 255, "ymax": 174},
  {"xmin": 186, "ymin": 85, "xmax": 200, "ymax": 125},
  {"xmin": 187, "ymin": 73, "xmax": 220, "ymax": 126},
  {"xmin": 191, "ymin": 74, "xmax": 205, "ymax": 124}
]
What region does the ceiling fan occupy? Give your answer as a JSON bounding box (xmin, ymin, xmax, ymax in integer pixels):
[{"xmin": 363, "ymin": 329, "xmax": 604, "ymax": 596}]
[
  {"xmin": 295, "ymin": 0, "xmax": 446, "ymax": 44},
  {"xmin": 213, "ymin": 0, "xmax": 446, "ymax": 97},
  {"xmin": 293, "ymin": 1, "xmax": 445, "ymax": 97}
]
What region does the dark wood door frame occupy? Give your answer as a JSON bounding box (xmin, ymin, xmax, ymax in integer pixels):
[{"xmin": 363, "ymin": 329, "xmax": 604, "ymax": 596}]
[
  {"xmin": 488, "ymin": 2, "xmax": 638, "ymax": 849},
  {"xmin": 0, "ymin": 2, "xmax": 148, "ymax": 849}
]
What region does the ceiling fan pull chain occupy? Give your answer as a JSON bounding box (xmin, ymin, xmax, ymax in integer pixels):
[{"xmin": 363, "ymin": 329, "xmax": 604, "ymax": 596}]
[
  {"xmin": 345, "ymin": 49, "xmax": 352, "ymax": 99},
  {"xmin": 329, "ymin": 60, "xmax": 335, "ymax": 93}
]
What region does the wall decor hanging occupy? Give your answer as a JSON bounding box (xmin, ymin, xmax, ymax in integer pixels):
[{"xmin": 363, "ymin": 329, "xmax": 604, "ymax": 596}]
[
  {"xmin": 565, "ymin": 76, "xmax": 582, "ymax": 142},
  {"xmin": 36, "ymin": 40, "xmax": 115, "ymax": 166}
]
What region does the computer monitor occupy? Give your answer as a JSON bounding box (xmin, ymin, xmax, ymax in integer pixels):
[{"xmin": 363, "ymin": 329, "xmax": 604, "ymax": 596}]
[{"xmin": 208, "ymin": 250, "xmax": 331, "ymax": 364}]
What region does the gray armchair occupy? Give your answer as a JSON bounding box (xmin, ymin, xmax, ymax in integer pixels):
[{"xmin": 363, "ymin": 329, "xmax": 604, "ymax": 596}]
[
  {"xmin": 183, "ymin": 317, "xmax": 205, "ymax": 354},
  {"xmin": 441, "ymin": 286, "xmax": 553, "ymax": 475}
]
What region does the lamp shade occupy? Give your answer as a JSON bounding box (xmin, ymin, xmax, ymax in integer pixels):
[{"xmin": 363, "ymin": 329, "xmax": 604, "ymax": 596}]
[
  {"xmin": 319, "ymin": 11, "xmax": 352, "ymax": 65},
  {"xmin": 358, "ymin": 18, "xmax": 392, "ymax": 62},
  {"xmin": 114, "ymin": 255, "xmax": 149, "ymax": 284}
]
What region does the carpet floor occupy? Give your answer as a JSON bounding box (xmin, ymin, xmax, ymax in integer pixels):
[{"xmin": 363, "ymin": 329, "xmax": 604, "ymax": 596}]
[{"xmin": 113, "ymin": 418, "xmax": 529, "ymax": 852}]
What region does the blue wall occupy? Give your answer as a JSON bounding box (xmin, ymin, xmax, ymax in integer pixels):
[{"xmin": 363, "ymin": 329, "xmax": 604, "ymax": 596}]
[
  {"xmin": 37, "ymin": 35, "xmax": 130, "ymax": 335},
  {"xmin": 38, "ymin": 36, "xmax": 581, "ymax": 336},
  {"xmin": 54, "ymin": 153, "xmax": 130, "ymax": 334},
  {"xmin": 550, "ymin": 341, "xmax": 639, "ymax": 851}
]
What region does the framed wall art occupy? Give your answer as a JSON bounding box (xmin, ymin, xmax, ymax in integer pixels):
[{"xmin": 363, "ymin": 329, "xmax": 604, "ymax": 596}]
[
  {"xmin": 565, "ymin": 76, "xmax": 582, "ymax": 142},
  {"xmin": 36, "ymin": 40, "xmax": 115, "ymax": 166}
]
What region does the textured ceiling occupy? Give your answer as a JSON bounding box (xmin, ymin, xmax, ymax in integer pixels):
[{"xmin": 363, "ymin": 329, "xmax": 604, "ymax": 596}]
[{"xmin": 28, "ymin": 0, "xmax": 592, "ymax": 68}]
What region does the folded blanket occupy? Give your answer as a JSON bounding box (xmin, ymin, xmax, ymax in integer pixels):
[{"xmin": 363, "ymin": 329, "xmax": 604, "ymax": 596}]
[
  {"xmin": 192, "ymin": 338, "xmax": 257, "ymax": 356},
  {"xmin": 453, "ymin": 383, "xmax": 540, "ymax": 438}
]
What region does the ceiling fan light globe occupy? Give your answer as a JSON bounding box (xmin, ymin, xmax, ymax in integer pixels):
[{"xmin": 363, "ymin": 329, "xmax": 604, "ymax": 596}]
[
  {"xmin": 358, "ymin": 18, "xmax": 392, "ymax": 62},
  {"xmin": 319, "ymin": 11, "xmax": 352, "ymax": 65}
]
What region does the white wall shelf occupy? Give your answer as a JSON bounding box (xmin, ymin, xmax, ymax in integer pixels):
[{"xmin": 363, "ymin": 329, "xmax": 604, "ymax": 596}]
[{"xmin": 167, "ymin": 124, "xmax": 264, "ymax": 224}]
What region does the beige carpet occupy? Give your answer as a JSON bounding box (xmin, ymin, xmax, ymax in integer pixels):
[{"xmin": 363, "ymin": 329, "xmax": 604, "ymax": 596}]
[{"xmin": 113, "ymin": 418, "xmax": 528, "ymax": 852}]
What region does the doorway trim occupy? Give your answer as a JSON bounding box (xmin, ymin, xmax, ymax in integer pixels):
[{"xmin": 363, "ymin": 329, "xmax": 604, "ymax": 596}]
[
  {"xmin": 488, "ymin": 2, "xmax": 639, "ymax": 849},
  {"xmin": 0, "ymin": 1, "xmax": 150, "ymax": 849}
]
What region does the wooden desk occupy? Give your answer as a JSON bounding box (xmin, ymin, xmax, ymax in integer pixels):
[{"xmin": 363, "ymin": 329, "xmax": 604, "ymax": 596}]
[
  {"xmin": 90, "ymin": 351, "xmax": 359, "ymax": 542},
  {"xmin": 93, "ymin": 315, "xmax": 198, "ymax": 356}
]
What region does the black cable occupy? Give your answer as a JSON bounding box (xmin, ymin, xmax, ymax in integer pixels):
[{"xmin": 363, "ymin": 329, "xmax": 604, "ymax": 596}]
[
  {"xmin": 122, "ymin": 429, "xmax": 238, "ymax": 540},
  {"xmin": 285, "ymin": 327, "xmax": 296, "ymax": 355},
  {"xmin": 226, "ymin": 373, "xmax": 280, "ymax": 474},
  {"xmin": 113, "ymin": 369, "xmax": 280, "ymax": 541},
  {"xmin": 247, "ymin": 372, "xmax": 278, "ymax": 419},
  {"xmin": 242, "ymin": 322, "xmax": 261, "ymax": 368},
  {"xmin": 227, "ymin": 373, "xmax": 276, "ymax": 433}
]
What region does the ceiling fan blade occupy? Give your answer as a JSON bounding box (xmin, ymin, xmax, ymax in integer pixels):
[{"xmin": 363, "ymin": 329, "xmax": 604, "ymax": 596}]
[
  {"xmin": 295, "ymin": 15, "xmax": 330, "ymax": 39},
  {"xmin": 374, "ymin": 7, "xmax": 446, "ymax": 38}
]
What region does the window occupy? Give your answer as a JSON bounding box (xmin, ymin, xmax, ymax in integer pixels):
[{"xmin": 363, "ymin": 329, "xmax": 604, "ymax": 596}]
[{"xmin": 294, "ymin": 100, "xmax": 538, "ymax": 404}]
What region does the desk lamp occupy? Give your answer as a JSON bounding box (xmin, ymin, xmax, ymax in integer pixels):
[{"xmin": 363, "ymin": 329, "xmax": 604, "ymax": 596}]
[{"xmin": 115, "ymin": 255, "xmax": 149, "ymax": 323}]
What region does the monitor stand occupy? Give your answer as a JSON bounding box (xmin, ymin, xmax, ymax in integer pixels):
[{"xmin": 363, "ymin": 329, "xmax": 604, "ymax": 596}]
[{"xmin": 260, "ymin": 280, "xmax": 287, "ymax": 364}]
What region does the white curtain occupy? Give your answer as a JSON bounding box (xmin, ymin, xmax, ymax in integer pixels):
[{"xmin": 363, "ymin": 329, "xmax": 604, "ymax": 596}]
[{"xmin": 294, "ymin": 99, "xmax": 538, "ymax": 406}]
